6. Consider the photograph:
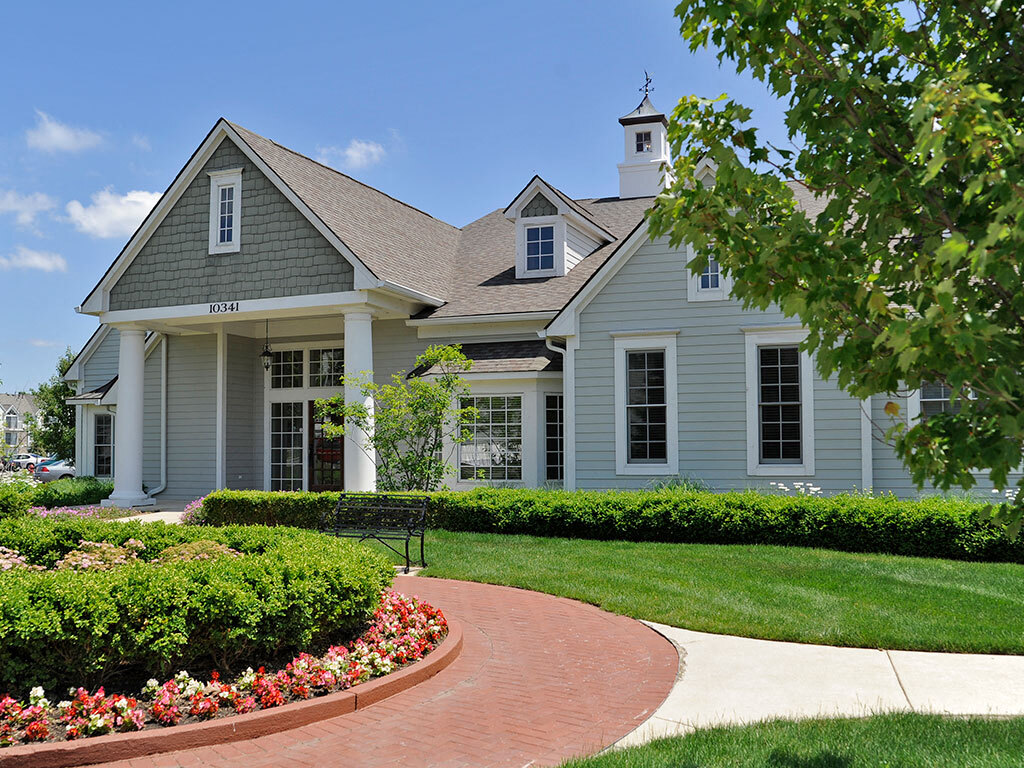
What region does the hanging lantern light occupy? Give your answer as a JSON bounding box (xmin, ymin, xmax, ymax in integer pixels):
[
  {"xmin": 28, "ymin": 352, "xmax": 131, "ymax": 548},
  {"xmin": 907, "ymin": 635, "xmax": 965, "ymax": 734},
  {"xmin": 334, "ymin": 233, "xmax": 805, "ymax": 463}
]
[{"xmin": 259, "ymin": 319, "xmax": 274, "ymax": 372}]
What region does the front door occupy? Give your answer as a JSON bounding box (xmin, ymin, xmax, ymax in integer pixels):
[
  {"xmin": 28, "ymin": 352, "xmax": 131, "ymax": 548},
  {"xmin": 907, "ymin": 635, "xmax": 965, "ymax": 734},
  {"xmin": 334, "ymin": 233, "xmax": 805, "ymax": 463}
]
[{"xmin": 308, "ymin": 401, "xmax": 344, "ymax": 491}]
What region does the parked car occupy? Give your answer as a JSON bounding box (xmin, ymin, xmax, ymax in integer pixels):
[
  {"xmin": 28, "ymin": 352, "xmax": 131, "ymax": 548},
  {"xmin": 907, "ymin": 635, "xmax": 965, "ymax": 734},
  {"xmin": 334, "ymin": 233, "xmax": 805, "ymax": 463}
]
[
  {"xmin": 8, "ymin": 453, "xmax": 44, "ymax": 472},
  {"xmin": 34, "ymin": 459, "xmax": 75, "ymax": 483}
]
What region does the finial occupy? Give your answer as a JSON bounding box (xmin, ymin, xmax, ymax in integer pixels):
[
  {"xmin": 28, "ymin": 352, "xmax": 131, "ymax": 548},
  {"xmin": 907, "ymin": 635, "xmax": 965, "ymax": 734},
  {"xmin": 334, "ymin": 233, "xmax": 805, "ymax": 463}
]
[{"xmin": 640, "ymin": 70, "xmax": 653, "ymax": 97}]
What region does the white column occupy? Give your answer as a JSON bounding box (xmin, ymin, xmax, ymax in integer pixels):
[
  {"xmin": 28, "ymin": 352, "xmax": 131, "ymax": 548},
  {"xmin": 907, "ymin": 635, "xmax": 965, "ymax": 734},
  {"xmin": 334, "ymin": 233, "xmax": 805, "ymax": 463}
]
[
  {"xmin": 104, "ymin": 328, "xmax": 152, "ymax": 507},
  {"xmin": 343, "ymin": 312, "xmax": 376, "ymax": 492}
]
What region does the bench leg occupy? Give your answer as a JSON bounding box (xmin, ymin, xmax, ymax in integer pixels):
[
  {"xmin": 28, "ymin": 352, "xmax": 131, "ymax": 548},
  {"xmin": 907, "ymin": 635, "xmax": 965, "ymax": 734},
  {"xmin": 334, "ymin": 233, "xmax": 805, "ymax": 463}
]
[
  {"xmin": 404, "ymin": 537, "xmax": 410, "ymax": 574},
  {"xmin": 420, "ymin": 533, "xmax": 426, "ymax": 568}
]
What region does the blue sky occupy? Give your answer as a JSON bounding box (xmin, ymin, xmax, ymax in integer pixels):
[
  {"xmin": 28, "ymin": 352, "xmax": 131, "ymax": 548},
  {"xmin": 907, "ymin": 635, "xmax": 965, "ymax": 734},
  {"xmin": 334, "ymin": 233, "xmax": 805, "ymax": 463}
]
[{"xmin": 0, "ymin": 0, "xmax": 786, "ymax": 391}]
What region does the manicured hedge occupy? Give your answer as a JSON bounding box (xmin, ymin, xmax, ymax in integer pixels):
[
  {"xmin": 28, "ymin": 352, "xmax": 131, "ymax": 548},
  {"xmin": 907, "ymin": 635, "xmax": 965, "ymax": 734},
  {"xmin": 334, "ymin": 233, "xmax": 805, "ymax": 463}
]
[
  {"xmin": 0, "ymin": 476, "xmax": 115, "ymax": 519},
  {"xmin": 200, "ymin": 487, "xmax": 1024, "ymax": 563},
  {"xmin": 0, "ymin": 517, "xmax": 392, "ymax": 696}
]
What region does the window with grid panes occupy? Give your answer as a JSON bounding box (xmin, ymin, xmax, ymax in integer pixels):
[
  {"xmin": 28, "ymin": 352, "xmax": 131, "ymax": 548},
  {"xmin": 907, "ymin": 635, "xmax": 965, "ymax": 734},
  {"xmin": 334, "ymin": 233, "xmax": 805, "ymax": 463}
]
[
  {"xmin": 758, "ymin": 346, "xmax": 802, "ymax": 463},
  {"xmin": 545, "ymin": 394, "xmax": 564, "ymax": 481},
  {"xmin": 309, "ymin": 348, "xmax": 344, "ymax": 388},
  {"xmin": 920, "ymin": 381, "xmax": 964, "ymax": 417},
  {"xmin": 459, "ymin": 395, "xmax": 523, "ymax": 481},
  {"xmin": 626, "ymin": 350, "xmax": 668, "ymax": 463},
  {"xmin": 271, "ymin": 350, "xmax": 303, "ymax": 389}
]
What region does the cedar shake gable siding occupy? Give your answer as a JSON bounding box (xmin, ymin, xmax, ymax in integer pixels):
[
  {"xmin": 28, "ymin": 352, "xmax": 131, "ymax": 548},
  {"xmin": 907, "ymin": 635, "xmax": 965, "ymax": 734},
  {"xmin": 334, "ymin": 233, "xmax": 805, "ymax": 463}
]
[{"xmin": 108, "ymin": 138, "xmax": 354, "ymax": 311}]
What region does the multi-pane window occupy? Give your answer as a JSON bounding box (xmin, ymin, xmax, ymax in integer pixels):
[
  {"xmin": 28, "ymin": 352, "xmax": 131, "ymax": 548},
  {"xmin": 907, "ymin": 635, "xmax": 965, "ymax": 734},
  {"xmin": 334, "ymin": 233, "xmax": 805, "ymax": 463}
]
[
  {"xmin": 626, "ymin": 350, "xmax": 667, "ymax": 463},
  {"xmin": 700, "ymin": 257, "xmax": 721, "ymax": 290},
  {"xmin": 218, "ymin": 185, "xmax": 235, "ymax": 244},
  {"xmin": 525, "ymin": 225, "xmax": 555, "ymax": 272},
  {"xmin": 459, "ymin": 395, "xmax": 523, "ymax": 481},
  {"xmin": 4, "ymin": 413, "xmax": 17, "ymax": 429},
  {"xmin": 271, "ymin": 350, "xmax": 303, "ymax": 389},
  {"xmin": 920, "ymin": 381, "xmax": 963, "ymax": 417},
  {"xmin": 545, "ymin": 394, "xmax": 564, "ymax": 482},
  {"xmin": 270, "ymin": 401, "xmax": 303, "ymax": 491},
  {"xmin": 309, "ymin": 348, "xmax": 344, "ymax": 388},
  {"xmin": 636, "ymin": 131, "xmax": 652, "ymax": 153},
  {"xmin": 94, "ymin": 413, "xmax": 114, "ymax": 477},
  {"xmin": 758, "ymin": 346, "xmax": 802, "ymax": 463},
  {"xmin": 5, "ymin": 433, "xmax": 16, "ymax": 446}
]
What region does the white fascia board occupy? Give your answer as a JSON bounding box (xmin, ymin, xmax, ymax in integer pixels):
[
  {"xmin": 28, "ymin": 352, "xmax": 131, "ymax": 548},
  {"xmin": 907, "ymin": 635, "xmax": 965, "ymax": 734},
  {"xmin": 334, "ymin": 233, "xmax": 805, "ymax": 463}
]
[
  {"xmin": 504, "ymin": 177, "xmax": 614, "ymax": 242},
  {"xmin": 63, "ymin": 325, "xmax": 112, "ymax": 382},
  {"xmin": 373, "ymin": 279, "xmax": 445, "ymax": 307},
  {"xmin": 417, "ymin": 370, "xmax": 562, "ymax": 382},
  {"xmin": 546, "ymin": 219, "xmax": 651, "ymax": 337},
  {"xmin": 81, "ymin": 121, "xmax": 378, "ymax": 316},
  {"xmin": 100, "ymin": 290, "xmax": 371, "ymax": 327},
  {"xmin": 408, "ymin": 311, "xmax": 557, "ymax": 327}
]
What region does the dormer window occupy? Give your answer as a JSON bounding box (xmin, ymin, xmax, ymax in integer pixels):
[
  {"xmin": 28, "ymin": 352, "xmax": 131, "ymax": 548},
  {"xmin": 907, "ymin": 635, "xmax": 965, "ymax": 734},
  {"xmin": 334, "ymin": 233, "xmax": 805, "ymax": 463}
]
[
  {"xmin": 208, "ymin": 168, "xmax": 242, "ymax": 254},
  {"xmin": 526, "ymin": 225, "xmax": 555, "ymax": 272},
  {"xmin": 636, "ymin": 131, "xmax": 652, "ymax": 153}
]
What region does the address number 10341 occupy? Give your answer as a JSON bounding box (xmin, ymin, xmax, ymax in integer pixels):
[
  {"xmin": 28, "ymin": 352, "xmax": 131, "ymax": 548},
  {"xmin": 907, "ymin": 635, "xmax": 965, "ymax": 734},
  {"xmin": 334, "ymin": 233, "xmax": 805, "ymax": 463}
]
[{"xmin": 209, "ymin": 302, "xmax": 240, "ymax": 314}]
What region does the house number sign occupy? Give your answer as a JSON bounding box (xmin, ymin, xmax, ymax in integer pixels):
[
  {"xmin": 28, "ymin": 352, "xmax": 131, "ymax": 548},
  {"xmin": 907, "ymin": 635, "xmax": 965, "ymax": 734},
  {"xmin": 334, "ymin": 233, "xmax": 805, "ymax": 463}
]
[{"xmin": 209, "ymin": 302, "xmax": 240, "ymax": 314}]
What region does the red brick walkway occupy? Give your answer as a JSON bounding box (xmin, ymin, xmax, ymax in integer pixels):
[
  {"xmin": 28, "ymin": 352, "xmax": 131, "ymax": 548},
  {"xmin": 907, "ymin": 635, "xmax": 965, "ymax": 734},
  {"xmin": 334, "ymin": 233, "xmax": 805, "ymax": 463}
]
[{"xmin": 99, "ymin": 577, "xmax": 678, "ymax": 768}]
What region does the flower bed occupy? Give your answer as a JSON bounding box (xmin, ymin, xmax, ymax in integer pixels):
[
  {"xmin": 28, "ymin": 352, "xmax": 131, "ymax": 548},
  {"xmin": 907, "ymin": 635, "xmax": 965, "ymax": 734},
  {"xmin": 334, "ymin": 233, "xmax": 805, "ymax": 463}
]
[
  {"xmin": 0, "ymin": 589, "xmax": 446, "ymax": 747},
  {"xmin": 27, "ymin": 506, "xmax": 135, "ymax": 520}
]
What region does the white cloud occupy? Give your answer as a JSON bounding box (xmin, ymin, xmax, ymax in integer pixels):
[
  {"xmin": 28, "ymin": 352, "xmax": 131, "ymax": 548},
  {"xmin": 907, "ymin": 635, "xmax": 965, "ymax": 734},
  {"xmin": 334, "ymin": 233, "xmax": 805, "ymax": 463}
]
[
  {"xmin": 0, "ymin": 190, "xmax": 57, "ymax": 227},
  {"xmin": 65, "ymin": 188, "xmax": 160, "ymax": 238},
  {"xmin": 26, "ymin": 111, "xmax": 102, "ymax": 153},
  {"xmin": 316, "ymin": 139, "xmax": 387, "ymax": 170},
  {"xmin": 29, "ymin": 339, "xmax": 57, "ymax": 348},
  {"xmin": 0, "ymin": 246, "xmax": 67, "ymax": 273},
  {"xmin": 131, "ymin": 134, "xmax": 151, "ymax": 151}
]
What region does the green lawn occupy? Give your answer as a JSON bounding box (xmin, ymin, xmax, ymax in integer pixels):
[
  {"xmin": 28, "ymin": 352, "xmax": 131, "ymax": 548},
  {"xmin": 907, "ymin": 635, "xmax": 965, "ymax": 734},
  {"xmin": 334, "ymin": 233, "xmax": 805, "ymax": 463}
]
[
  {"xmin": 561, "ymin": 714, "xmax": 1024, "ymax": 768},
  {"xmin": 381, "ymin": 530, "xmax": 1024, "ymax": 654}
]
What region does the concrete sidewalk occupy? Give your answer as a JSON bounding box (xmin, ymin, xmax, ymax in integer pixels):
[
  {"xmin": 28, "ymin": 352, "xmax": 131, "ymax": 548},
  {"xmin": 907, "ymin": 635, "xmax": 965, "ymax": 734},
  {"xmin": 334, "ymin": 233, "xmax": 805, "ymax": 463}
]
[{"xmin": 618, "ymin": 622, "xmax": 1024, "ymax": 746}]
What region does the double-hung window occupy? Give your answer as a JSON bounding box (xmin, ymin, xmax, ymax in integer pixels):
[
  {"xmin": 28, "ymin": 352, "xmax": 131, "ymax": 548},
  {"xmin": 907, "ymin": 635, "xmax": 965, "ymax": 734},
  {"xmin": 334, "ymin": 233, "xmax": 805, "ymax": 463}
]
[
  {"xmin": 687, "ymin": 243, "xmax": 730, "ymax": 301},
  {"xmin": 636, "ymin": 131, "xmax": 652, "ymax": 153},
  {"xmin": 614, "ymin": 332, "xmax": 678, "ymax": 475},
  {"xmin": 94, "ymin": 413, "xmax": 114, "ymax": 477},
  {"xmin": 4, "ymin": 413, "xmax": 17, "ymax": 429},
  {"xmin": 744, "ymin": 328, "xmax": 815, "ymax": 476},
  {"xmin": 525, "ymin": 225, "xmax": 555, "ymax": 272},
  {"xmin": 208, "ymin": 168, "xmax": 242, "ymax": 254},
  {"xmin": 919, "ymin": 381, "xmax": 963, "ymax": 417}
]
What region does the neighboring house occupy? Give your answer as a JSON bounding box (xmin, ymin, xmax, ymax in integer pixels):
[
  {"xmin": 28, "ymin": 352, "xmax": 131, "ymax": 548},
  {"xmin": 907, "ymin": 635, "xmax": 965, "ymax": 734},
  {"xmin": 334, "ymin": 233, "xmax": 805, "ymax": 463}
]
[
  {"xmin": 63, "ymin": 95, "xmax": 1010, "ymax": 506},
  {"xmin": 0, "ymin": 394, "xmax": 38, "ymax": 453}
]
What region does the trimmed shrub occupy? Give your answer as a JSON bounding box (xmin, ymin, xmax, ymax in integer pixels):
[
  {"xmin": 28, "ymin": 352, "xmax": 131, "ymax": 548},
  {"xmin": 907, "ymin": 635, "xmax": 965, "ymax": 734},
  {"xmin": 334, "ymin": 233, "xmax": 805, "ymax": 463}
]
[
  {"xmin": 0, "ymin": 517, "xmax": 393, "ymax": 696},
  {"xmin": 201, "ymin": 487, "xmax": 1024, "ymax": 563},
  {"xmin": 30, "ymin": 476, "xmax": 114, "ymax": 508},
  {"xmin": 0, "ymin": 482, "xmax": 34, "ymax": 520}
]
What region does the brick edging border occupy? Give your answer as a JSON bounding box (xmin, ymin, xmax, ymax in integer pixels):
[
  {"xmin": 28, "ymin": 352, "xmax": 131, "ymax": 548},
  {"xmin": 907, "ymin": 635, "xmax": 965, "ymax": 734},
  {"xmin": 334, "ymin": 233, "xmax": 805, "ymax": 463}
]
[{"xmin": 1, "ymin": 620, "xmax": 464, "ymax": 768}]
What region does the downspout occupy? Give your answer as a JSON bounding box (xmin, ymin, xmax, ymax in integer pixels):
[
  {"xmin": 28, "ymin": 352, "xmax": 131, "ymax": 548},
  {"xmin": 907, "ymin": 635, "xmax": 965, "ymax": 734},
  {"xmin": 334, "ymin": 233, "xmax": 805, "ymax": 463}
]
[
  {"xmin": 543, "ymin": 335, "xmax": 569, "ymax": 490},
  {"xmin": 146, "ymin": 335, "xmax": 168, "ymax": 497}
]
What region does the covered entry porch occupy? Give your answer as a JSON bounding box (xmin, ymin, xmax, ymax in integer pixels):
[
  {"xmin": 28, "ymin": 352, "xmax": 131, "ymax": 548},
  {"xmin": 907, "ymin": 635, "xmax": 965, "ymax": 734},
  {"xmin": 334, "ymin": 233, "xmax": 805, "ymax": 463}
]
[{"xmin": 98, "ymin": 291, "xmax": 412, "ymax": 507}]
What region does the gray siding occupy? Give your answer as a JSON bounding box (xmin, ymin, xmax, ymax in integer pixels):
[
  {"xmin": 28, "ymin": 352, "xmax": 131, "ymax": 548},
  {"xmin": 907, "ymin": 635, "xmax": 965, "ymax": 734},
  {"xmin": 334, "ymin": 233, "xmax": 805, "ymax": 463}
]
[
  {"xmin": 109, "ymin": 138, "xmax": 354, "ymax": 311},
  {"xmin": 566, "ymin": 224, "xmax": 600, "ymax": 271},
  {"xmin": 226, "ymin": 335, "xmax": 263, "ymax": 490},
  {"xmin": 82, "ymin": 328, "xmax": 119, "ymax": 390},
  {"xmin": 574, "ymin": 236, "xmax": 864, "ymax": 492},
  {"xmin": 142, "ymin": 339, "xmax": 163, "ymax": 490},
  {"xmin": 160, "ymin": 334, "xmax": 217, "ymax": 499}
]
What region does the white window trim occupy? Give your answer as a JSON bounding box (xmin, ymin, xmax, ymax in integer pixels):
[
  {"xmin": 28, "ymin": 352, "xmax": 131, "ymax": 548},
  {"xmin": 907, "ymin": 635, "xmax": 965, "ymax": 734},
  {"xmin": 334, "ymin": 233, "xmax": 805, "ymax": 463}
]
[
  {"xmin": 457, "ymin": 392, "xmax": 527, "ymax": 485},
  {"xmin": 208, "ymin": 168, "xmax": 243, "ymax": 255},
  {"xmin": 744, "ymin": 327, "xmax": 815, "ymax": 477},
  {"xmin": 516, "ymin": 215, "xmax": 565, "ymax": 279},
  {"xmin": 613, "ymin": 331, "xmax": 679, "ymax": 476},
  {"xmin": 687, "ymin": 242, "xmax": 732, "ymax": 302}
]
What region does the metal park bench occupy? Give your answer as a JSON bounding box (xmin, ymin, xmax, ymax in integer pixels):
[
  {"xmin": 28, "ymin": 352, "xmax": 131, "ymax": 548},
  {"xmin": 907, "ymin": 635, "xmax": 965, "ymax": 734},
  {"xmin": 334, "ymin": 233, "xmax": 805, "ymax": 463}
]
[{"xmin": 318, "ymin": 492, "xmax": 428, "ymax": 573}]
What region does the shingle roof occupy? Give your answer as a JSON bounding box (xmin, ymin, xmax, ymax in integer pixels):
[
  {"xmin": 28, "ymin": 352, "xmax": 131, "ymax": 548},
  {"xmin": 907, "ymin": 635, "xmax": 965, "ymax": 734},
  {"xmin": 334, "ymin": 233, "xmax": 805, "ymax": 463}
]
[
  {"xmin": 66, "ymin": 378, "xmax": 117, "ymax": 404},
  {"xmin": 229, "ymin": 122, "xmax": 462, "ymax": 301},
  {"xmin": 0, "ymin": 393, "xmax": 35, "ymax": 414},
  {"xmin": 409, "ymin": 341, "xmax": 562, "ymax": 377},
  {"xmin": 419, "ymin": 195, "xmax": 654, "ymax": 319}
]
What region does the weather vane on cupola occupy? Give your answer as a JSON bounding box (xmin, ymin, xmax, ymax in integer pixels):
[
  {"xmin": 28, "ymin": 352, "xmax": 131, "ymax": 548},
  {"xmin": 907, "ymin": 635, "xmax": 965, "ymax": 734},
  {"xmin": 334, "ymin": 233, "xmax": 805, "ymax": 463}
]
[{"xmin": 640, "ymin": 70, "xmax": 653, "ymax": 97}]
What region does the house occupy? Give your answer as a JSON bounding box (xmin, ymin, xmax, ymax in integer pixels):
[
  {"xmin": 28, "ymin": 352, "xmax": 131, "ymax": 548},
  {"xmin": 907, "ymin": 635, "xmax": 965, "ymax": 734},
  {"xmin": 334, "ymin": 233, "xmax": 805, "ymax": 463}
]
[
  {"xmin": 64, "ymin": 94, "xmax": 997, "ymax": 506},
  {"xmin": 0, "ymin": 393, "xmax": 38, "ymax": 453}
]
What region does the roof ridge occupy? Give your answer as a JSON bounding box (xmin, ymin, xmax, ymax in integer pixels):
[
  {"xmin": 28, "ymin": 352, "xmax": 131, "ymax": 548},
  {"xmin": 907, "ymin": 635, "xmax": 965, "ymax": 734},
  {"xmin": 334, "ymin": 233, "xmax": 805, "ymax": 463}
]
[{"xmin": 227, "ymin": 121, "xmax": 461, "ymax": 233}]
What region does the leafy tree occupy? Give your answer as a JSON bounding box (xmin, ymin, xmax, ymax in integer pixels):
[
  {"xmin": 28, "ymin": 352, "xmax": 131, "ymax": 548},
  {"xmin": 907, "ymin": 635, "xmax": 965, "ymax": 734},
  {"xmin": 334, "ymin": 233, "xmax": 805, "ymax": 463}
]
[
  {"xmin": 26, "ymin": 348, "xmax": 76, "ymax": 460},
  {"xmin": 315, "ymin": 345, "xmax": 478, "ymax": 491},
  {"xmin": 648, "ymin": 1, "xmax": 1024, "ymax": 529}
]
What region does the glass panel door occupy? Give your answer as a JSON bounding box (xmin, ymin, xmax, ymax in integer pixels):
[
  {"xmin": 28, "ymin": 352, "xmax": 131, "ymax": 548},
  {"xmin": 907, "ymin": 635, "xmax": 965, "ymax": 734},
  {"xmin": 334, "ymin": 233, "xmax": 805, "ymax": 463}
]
[
  {"xmin": 308, "ymin": 401, "xmax": 344, "ymax": 491},
  {"xmin": 271, "ymin": 401, "xmax": 304, "ymax": 491}
]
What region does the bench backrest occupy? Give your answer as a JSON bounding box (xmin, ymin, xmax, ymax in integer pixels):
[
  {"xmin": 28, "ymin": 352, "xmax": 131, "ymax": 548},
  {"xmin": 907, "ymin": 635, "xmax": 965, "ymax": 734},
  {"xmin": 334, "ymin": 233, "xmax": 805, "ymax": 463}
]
[{"xmin": 320, "ymin": 492, "xmax": 429, "ymax": 535}]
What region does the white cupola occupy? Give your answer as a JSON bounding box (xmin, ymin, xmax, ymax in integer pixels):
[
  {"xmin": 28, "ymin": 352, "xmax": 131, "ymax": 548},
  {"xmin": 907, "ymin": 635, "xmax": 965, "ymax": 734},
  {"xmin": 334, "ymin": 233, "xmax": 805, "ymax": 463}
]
[{"xmin": 617, "ymin": 92, "xmax": 669, "ymax": 199}]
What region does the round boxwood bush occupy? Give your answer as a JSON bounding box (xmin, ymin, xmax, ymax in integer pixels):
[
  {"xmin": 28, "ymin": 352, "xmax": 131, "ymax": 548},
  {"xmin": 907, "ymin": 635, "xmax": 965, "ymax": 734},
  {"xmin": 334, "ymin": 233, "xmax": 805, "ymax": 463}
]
[{"xmin": 0, "ymin": 517, "xmax": 393, "ymax": 696}]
